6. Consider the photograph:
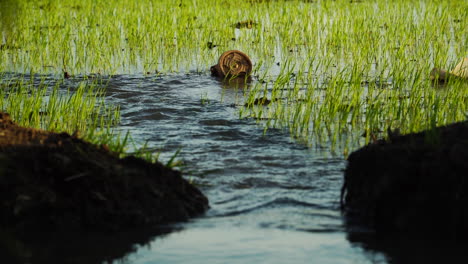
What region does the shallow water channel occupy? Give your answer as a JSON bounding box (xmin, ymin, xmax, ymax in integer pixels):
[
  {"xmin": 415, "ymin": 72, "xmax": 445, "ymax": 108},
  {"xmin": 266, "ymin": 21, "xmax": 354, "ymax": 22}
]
[
  {"xmin": 8, "ymin": 73, "xmax": 468, "ymax": 264},
  {"xmin": 99, "ymin": 74, "xmax": 468, "ymax": 264},
  {"xmin": 106, "ymin": 74, "xmax": 356, "ymax": 263}
]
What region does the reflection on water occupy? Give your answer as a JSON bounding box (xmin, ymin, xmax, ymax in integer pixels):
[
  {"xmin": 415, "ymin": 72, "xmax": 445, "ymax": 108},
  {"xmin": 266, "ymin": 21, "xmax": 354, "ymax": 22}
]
[
  {"xmin": 1, "ymin": 73, "xmax": 468, "ymax": 263},
  {"xmin": 126, "ymin": 227, "xmax": 383, "ymax": 264}
]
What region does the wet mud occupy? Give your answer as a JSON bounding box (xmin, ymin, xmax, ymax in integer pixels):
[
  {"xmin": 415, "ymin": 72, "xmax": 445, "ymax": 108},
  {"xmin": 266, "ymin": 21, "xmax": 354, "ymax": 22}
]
[
  {"xmin": 341, "ymin": 121, "xmax": 468, "ymax": 239},
  {"xmin": 0, "ymin": 112, "xmax": 208, "ymax": 234}
]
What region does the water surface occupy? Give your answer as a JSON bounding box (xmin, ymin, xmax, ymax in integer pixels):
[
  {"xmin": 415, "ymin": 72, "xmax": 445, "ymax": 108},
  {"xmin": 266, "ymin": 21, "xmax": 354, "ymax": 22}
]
[{"xmin": 103, "ymin": 73, "xmax": 370, "ymax": 263}]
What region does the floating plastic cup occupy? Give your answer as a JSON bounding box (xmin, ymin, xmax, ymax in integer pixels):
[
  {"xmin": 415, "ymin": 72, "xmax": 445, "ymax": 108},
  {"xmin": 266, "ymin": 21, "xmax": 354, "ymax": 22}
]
[
  {"xmin": 210, "ymin": 50, "xmax": 252, "ymax": 79},
  {"xmin": 451, "ymin": 58, "xmax": 468, "ymax": 78}
]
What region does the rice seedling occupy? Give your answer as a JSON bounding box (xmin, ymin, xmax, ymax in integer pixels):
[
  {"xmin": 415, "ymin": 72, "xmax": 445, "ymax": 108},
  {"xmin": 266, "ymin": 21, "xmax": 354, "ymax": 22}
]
[
  {"xmin": 1, "ymin": 0, "xmax": 467, "ymax": 154},
  {"xmin": 4, "ymin": 77, "xmax": 153, "ymax": 159}
]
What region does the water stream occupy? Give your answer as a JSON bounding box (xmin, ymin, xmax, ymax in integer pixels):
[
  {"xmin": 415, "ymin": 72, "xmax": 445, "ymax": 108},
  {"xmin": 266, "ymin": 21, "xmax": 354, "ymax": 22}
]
[{"xmin": 103, "ymin": 73, "xmax": 373, "ymax": 263}]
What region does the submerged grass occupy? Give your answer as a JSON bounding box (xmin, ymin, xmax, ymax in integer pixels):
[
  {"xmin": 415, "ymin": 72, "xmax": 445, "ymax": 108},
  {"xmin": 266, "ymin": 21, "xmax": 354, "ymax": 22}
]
[{"xmin": 1, "ymin": 0, "xmax": 467, "ymax": 153}]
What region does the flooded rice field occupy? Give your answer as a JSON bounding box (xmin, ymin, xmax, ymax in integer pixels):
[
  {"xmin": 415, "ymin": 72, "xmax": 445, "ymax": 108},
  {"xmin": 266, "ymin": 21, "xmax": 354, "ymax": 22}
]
[
  {"xmin": 1, "ymin": 72, "xmax": 468, "ymax": 263},
  {"xmin": 1, "ymin": 0, "xmax": 467, "ymax": 262},
  {"xmin": 53, "ymin": 73, "xmax": 464, "ymax": 264}
]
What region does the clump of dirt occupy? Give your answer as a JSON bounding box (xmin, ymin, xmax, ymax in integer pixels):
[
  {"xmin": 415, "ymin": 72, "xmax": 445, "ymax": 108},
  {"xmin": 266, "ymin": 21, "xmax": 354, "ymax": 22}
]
[
  {"xmin": 341, "ymin": 121, "xmax": 468, "ymax": 239},
  {"xmin": 233, "ymin": 20, "xmax": 257, "ymax": 29},
  {"xmin": 0, "ymin": 112, "xmax": 209, "ymax": 233}
]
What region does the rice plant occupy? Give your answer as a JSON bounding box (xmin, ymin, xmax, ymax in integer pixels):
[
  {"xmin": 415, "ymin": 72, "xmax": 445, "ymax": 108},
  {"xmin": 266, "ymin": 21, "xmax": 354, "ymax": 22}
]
[{"xmin": 1, "ymin": 0, "xmax": 467, "ymax": 153}]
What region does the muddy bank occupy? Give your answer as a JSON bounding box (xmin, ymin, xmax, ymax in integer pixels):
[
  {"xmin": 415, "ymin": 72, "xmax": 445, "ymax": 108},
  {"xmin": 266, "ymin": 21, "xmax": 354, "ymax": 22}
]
[
  {"xmin": 341, "ymin": 121, "xmax": 468, "ymax": 239},
  {"xmin": 0, "ymin": 112, "xmax": 208, "ymax": 234}
]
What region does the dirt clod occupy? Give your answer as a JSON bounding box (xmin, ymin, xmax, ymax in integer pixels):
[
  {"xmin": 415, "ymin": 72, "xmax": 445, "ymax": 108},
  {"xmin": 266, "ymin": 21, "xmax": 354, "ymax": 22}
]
[
  {"xmin": 341, "ymin": 121, "xmax": 468, "ymax": 239},
  {"xmin": 0, "ymin": 112, "xmax": 209, "ymax": 233}
]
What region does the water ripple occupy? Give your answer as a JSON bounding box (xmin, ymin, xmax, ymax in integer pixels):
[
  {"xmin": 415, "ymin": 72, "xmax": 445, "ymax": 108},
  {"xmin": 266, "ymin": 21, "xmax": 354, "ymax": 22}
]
[{"xmin": 103, "ymin": 74, "xmax": 348, "ymax": 244}]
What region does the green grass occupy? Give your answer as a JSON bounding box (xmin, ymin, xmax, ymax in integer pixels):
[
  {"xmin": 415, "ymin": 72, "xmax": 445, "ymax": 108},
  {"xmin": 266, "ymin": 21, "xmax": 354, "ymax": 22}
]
[
  {"xmin": 0, "ymin": 74, "xmax": 126, "ymax": 148},
  {"xmin": 1, "ymin": 0, "xmax": 467, "ymax": 154}
]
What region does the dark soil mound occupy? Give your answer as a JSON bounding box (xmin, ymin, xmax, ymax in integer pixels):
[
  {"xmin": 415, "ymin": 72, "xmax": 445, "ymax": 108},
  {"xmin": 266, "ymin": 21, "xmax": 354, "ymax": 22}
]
[
  {"xmin": 341, "ymin": 121, "xmax": 468, "ymax": 239},
  {"xmin": 0, "ymin": 112, "xmax": 208, "ymax": 233}
]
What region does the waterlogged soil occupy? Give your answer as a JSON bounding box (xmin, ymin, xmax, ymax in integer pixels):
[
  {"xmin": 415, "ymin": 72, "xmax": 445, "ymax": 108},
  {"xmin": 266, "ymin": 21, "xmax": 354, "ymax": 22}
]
[{"xmin": 0, "ymin": 112, "xmax": 208, "ymax": 233}]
